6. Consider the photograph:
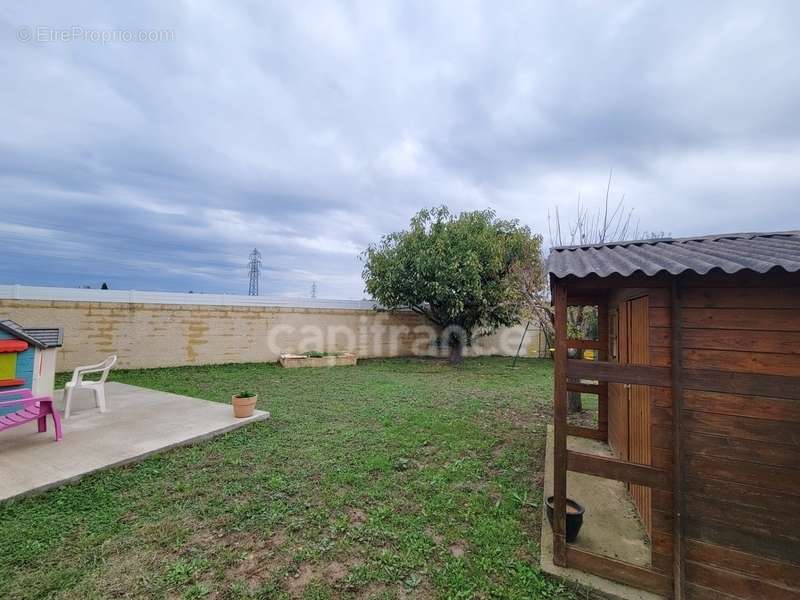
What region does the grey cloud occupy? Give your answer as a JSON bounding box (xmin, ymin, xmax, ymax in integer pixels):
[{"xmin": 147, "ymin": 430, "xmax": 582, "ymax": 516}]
[{"xmin": 1, "ymin": 1, "xmax": 798, "ymax": 297}]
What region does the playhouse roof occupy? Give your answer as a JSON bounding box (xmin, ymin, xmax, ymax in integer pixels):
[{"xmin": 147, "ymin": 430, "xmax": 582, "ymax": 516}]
[
  {"xmin": 0, "ymin": 319, "xmax": 63, "ymax": 348},
  {"xmin": 547, "ymin": 230, "xmax": 800, "ymax": 279}
]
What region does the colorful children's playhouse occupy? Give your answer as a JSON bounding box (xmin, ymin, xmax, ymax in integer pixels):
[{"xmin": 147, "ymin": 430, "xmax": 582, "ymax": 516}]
[{"xmin": 0, "ymin": 319, "xmax": 63, "ymax": 413}]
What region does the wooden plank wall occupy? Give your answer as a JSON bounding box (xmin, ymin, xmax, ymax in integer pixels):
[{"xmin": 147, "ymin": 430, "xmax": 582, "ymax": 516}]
[
  {"xmin": 609, "ymin": 302, "xmax": 628, "ymax": 460},
  {"xmin": 629, "ymin": 295, "xmax": 654, "ymax": 536},
  {"xmin": 607, "ymin": 287, "xmax": 675, "ymax": 577},
  {"xmin": 651, "ymin": 273, "xmax": 800, "ymax": 599}
]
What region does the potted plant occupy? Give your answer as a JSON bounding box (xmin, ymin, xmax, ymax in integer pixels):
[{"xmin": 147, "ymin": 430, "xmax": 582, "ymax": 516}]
[
  {"xmin": 545, "ymin": 496, "xmax": 585, "ymax": 543},
  {"xmin": 231, "ymin": 390, "xmax": 257, "ymax": 418}
]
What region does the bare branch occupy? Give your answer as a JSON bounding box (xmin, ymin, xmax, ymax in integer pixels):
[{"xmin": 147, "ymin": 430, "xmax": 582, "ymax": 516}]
[
  {"xmin": 601, "ymin": 168, "xmax": 612, "ymax": 242},
  {"xmin": 549, "ymin": 171, "xmax": 664, "ymax": 249}
]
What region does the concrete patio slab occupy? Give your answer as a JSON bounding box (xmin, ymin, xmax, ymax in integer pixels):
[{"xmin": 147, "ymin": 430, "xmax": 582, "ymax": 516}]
[
  {"xmin": 0, "ymin": 382, "xmax": 269, "ymax": 502},
  {"xmin": 540, "ymin": 425, "xmax": 662, "ymax": 600}
]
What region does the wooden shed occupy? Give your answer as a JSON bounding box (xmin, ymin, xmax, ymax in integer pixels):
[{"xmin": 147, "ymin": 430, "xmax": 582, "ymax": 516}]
[{"xmin": 545, "ymin": 231, "xmax": 800, "ymax": 600}]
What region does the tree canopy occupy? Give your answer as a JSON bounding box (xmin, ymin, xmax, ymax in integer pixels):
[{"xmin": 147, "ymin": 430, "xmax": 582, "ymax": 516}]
[{"xmin": 362, "ymin": 206, "xmax": 543, "ymax": 363}]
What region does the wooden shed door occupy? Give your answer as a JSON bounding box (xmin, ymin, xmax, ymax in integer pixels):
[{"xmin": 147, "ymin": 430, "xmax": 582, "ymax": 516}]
[{"xmin": 625, "ymin": 296, "xmax": 652, "ymax": 536}]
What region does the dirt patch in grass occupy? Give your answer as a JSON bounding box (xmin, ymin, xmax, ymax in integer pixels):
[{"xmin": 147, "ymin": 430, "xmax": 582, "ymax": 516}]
[
  {"xmin": 357, "ymin": 582, "xmax": 389, "ymax": 599},
  {"xmin": 325, "ymin": 557, "xmax": 363, "ymax": 583},
  {"xmin": 88, "ymin": 548, "xmax": 167, "ymax": 597},
  {"xmin": 285, "ymin": 557, "xmax": 364, "ymax": 596},
  {"xmin": 493, "ymin": 405, "xmax": 549, "ymax": 430},
  {"xmin": 568, "ymin": 409, "xmax": 598, "ymax": 429},
  {"xmin": 449, "ymin": 542, "xmax": 467, "ymax": 558},
  {"xmin": 424, "ymin": 527, "xmax": 444, "ymax": 545},
  {"xmin": 286, "ymin": 563, "xmax": 317, "ymax": 595},
  {"xmin": 222, "ymin": 529, "xmax": 289, "ymax": 590},
  {"xmin": 323, "ymin": 561, "xmax": 349, "ymax": 583},
  {"xmin": 419, "ymin": 444, "xmax": 438, "ymax": 457},
  {"xmin": 491, "ymin": 441, "xmax": 506, "ymax": 457},
  {"xmin": 347, "ymin": 507, "xmax": 367, "ymax": 526}
]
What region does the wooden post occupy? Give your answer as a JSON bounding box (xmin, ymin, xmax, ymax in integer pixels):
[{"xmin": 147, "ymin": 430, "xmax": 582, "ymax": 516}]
[
  {"xmin": 553, "ymin": 280, "xmax": 568, "ymax": 566},
  {"xmin": 670, "ymin": 277, "xmax": 686, "ymax": 599},
  {"xmin": 597, "ymin": 298, "xmax": 609, "ymax": 442}
]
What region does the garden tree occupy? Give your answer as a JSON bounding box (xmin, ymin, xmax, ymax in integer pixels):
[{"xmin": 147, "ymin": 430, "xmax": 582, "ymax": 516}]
[
  {"xmin": 510, "ymin": 252, "xmax": 553, "ymax": 351},
  {"xmin": 511, "ymin": 258, "xmax": 598, "ymax": 394},
  {"xmin": 362, "ymin": 206, "xmax": 543, "ymax": 364}
]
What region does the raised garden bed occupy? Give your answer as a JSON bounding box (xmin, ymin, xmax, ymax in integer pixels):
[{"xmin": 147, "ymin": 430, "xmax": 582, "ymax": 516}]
[{"xmin": 279, "ymin": 351, "xmax": 357, "ymax": 368}]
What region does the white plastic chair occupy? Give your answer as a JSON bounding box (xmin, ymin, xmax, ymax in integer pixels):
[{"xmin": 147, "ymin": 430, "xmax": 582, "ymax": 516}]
[{"xmin": 63, "ymin": 355, "xmax": 117, "ymax": 419}]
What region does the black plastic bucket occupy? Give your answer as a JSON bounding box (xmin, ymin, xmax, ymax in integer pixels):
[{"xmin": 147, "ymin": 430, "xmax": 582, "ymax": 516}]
[{"xmin": 545, "ymin": 496, "xmax": 585, "ymax": 543}]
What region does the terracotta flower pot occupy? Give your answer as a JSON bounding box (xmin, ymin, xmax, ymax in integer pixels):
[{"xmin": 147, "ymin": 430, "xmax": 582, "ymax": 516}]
[{"xmin": 231, "ymin": 394, "xmax": 257, "ymax": 418}]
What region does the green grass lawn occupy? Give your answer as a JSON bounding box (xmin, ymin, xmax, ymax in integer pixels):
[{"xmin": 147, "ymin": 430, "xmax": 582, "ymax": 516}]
[{"xmin": 0, "ymin": 357, "xmax": 587, "ymax": 600}]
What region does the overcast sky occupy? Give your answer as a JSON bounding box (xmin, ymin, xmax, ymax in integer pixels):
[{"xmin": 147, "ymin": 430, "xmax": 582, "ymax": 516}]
[{"xmin": 1, "ymin": 2, "xmax": 798, "ymax": 298}]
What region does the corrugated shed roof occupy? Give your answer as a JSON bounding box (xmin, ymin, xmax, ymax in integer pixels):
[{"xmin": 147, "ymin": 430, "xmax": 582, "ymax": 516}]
[
  {"xmin": 0, "ymin": 319, "xmax": 63, "ymax": 348},
  {"xmin": 547, "ymin": 231, "xmax": 800, "ymax": 279}
]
